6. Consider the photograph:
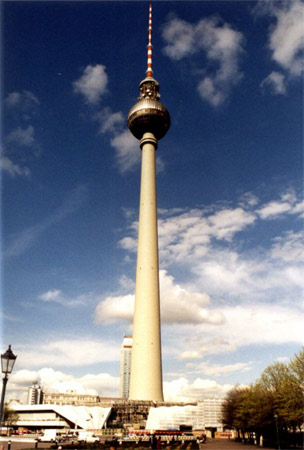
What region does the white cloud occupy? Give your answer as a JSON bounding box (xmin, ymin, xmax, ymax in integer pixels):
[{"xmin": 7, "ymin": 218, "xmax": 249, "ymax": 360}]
[
  {"xmin": 119, "ymin": 275, "xmax": 135, "ymax": 291},
  {"xmin": 110, "ymin": 130, "xmax": 141, "ymax": 173},
  {"xmin": 5, "ymin": 90, "xmax": 39, "ymax": 108},
  {"xmin": 158, "ymin": 206, "xmax": 255, "ymax": 263},
  {"xmin": 170, "ymin": 300, "xmax": 303, "ymax": 364},
  {"xmin": 8, "ymin": 368, "xmax": 119, "ymax": 401},
  {"xmin": 2, "ymin": 91, "xmax": 41, "ymax": 176},
  {"xmin": 95, "ymin": 270, "xmax": 224, "ymax": 326},
  {"xmin": 196, "ymin": 361, "xmax": 253, "ymax": 377},
  {"xmin": 73, "ymin": 64, "xmax": 146, "ymax": 173},
  {"xmin": 208, "ymin": 207, "xmax": 256, "ymax": 240},
  {"xmin": 94, "ymin": 107, "xmax": 124, "ymax": 134},
  {"xmin": 256, "ymin": 191, "xmax": 301, "ymax": 219},
  {"xmin": 162, "ymin": 16, "xmax": 244, "ymax": 106},
  {"xmin": 260, "ymin": 71, "xmax": 287, "ymax": 95},
  {"xmin": 95, "ymin": 293, "xmax": 134, "ymax": 325},
  {"xmin": 160, "ymin": 271, "xmax": 224, "ymax": 325},
  {"xmin": 163, "ymin": 377, "xmax": 234, "ymax": 402},
  {"xmin": 73, "ymin": 64, "xmax": 108, "ymax": 105},
  {"xmin": 256, "ymin": 1, "xmax": 304, "ymax": 93},
  {"xmin": 39, "ymin": 289, "xmax": 88, "ymax": 307},
  {"xmin": 1, "ymin": 156, "xmax": 30, "ymax": 178},
  {"xmin": 8, "ymin": 366, "xmax": 235, "ymax": 403},
  {"xmin": 4, "ymin": 90, "xmax": 39, "ymax": 120},
  {"xmin": 16, "ymin": 339, "xmax": 120, "ymax": 369},
  {"xmin": 162, "ymin": 18, "xmax": 196, "ymax": 60},
  {"xmin": 5, "ymin": 125, "xmax": 36, "ymax": 147},
  {"xmin": 219, "ymin": 303, "xmax": 304, "ymax": 347},
  {"xmin": 116, "ymin": 189, "xmax": 303, "ymax": 355},
  {"xmin": 40, "ymin": 289, "xmax": 62, "ymax": 302},
  {"xmin": 276, "ymin": 356, "xmax": 290, "ymax": 363},
  {"xmin": 267, "ymin": 1, "xmax": 304, "ymax": 77},
  {"xmin": 180, "ymin": 337, "xmax": 235, "ymax": 359},
  {"xmin": 271, "ymin": 231, "xmax": 304, "ymax": 263}
]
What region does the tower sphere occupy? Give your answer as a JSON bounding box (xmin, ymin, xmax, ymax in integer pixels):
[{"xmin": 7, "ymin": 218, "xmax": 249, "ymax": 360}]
[{"xmin": 128, "ymin": 77, "xmax": 170, "ymax": 141}]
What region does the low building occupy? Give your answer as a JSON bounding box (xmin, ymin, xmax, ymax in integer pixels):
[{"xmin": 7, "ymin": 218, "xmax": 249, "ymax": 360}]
[
  {"xmin": 145, "ymin": 399, "xmax": 224, "ymax": 432},
  {"xmin": 43, "ymin": 390, "xmax": 100, "ymax": 406},
  {"xmin": 8, "ymin": 398, "xmax": 224, "ymax": 433},
  {"xmin": 10, "ymin": 404, "xmax": 111, "ymax": 430}
]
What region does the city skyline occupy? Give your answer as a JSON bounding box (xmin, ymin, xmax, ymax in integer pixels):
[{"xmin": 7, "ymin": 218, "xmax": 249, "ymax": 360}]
[{"xmin": 1, "ymin": 1, "xmax": 303, "ymax": 404}]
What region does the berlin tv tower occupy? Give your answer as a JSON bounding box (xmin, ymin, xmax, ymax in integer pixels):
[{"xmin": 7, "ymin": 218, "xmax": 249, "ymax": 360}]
[{"xmin": 128, "ymin": 4, "xmax": 170, "ymax": 402}]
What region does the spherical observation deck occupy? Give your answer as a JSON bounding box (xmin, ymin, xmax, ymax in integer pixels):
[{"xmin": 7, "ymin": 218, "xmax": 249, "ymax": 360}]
[{"xmin": 128, "ymin": 77, "xmax": 170, "ymax": 141}]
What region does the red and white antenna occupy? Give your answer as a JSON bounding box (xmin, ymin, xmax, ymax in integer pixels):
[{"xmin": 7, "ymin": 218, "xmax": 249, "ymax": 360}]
[{"xmin": 146, "ymin": 4, "xmax": 153, "ymax": 78}]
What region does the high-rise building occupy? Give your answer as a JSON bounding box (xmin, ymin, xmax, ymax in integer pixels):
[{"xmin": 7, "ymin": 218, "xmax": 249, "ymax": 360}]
[
  {"xmin": 119, "ymin": 335, "xmax": 132, "ymax": 399},
  {"xmin": 27, "ymin": 381, "xmax": 43, "ymax": 405},
  {"xmin": 127, "ymin": 4, "xmax": 170, "ymax": 402}
]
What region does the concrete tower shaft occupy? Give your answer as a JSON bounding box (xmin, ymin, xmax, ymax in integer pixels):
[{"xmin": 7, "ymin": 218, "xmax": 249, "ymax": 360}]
[{"xmin": 127, "ymin": 4, "xmax": 170, "ymax": 402}]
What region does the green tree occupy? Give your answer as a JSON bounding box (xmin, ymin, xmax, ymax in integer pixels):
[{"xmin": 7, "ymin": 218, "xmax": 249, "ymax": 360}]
[
  {"xmin": 2, "ymin": 404, "xmax": 19, "ymax": 433},
  {"xmin": 258, "ymin": 358, "xmax": 303, "ymax": 432},
  {"xmin": 222, "ymin": 347, "xmax": 304, "ymax": 444}
]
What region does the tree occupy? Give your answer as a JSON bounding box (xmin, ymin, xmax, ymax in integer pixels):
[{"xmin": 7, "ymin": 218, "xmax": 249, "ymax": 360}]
[
  {"xmin": 2, "ymin": 404, "xmax": 19, "ymax": 433},
  {"xmin": 258, "ymin": 358, "xmax": 304, "ymax": 432},
  {"xmin": 222, "ymin": 347, "xmax": 304, "ymax": 444}
]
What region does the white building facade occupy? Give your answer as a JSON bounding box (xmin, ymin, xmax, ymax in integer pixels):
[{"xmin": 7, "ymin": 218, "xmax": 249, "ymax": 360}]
[
  {"xmin": 146, "ymin": 399, "xmax": 224, "ymax": 431},
  {"xmin": 119, "ymin": 336, "xmax": 132, "ymax": 399},
  {"xmin": 27, "ymin": 382, "xmax": 43, "ymax": 405}
]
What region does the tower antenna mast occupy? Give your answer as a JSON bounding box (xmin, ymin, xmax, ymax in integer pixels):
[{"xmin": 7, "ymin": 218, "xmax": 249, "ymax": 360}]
[{"xmin": 146, "ymin": 4, "xmax": 153, "ymax": 78}]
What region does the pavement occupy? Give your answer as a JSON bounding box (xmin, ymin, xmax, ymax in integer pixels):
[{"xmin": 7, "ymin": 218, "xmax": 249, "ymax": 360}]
[{"xmin": 0, "ymin": 437, "xmax": 297, "ymax": 450}]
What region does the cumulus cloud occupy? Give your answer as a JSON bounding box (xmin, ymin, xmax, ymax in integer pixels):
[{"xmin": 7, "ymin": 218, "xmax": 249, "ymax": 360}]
[
  {"xmin": 267, "ymin": 1, "xmax": 304, "ymax": 77},
  {"xmin": 260, "ymin": 71, "xmax": 287, "ymax": 95},
  {"xmin": 5, "ymin": 125, "xmax": 36, "ymax": 147},
  {"xmin": 94, "ymin": 108, "xmax": 124, "ymax": 134},
  {"xmin": 16, "ymin": 338, "xmax": 120, "ymax": 369},
  {"xmin": 110, "ymin": 130, "xmax": 141, "ymax": 173},
  {"xmin": 73, "ymin": 64, "xmax": 108, "ymax": 105},
  {"xmin": 2, "ymin": 91, "xmax": 41, "ymax": 177},
  {"xmin": 256, "ymin": 1, "xmax": 304, "ymax": 93},
  {"xmin": 8, "ymin": 365, "xmax": 236, "ymax": 403},
  {"xmin": 1, "ymin": 156, "xmax": 30, "ymax": 178},
  {"xmin": 120, "ymin": 204, "xmax": 256, "ymax": 264},
  {"xmin": 163, "ymin": 377, "xmax": 234, "ymax": 402},
  {"xmin": 171, "ymin": 299, "xmax": 303, "ymax": 364},
  {"xmin": 95, "ymin": 270, "xmax": 224, "ymax": 326},
  {"xmin": 4, "ymin": 90, "xmax": 39, "ymax": 119},
  {"xmin": 271, "ymin": 231, "xmax": 304, "ymax": 263},
  {"xmin": 73, "ymin": 63, "xmax": 145, "ymax": 173},
  {"xmin": 117, "ymin": 189, "xmax": 303, "ymax": 349},
  {"xmin": 110, "ymin": 129, "xmax": 164, "ymax": 174},
  {"xmin": 8, "ymin": 367, "xmax": 119, "ymax": 402},
  {"xmin": 162, "ymin": 15, "xmax": 244, "ymax": 106},
  {"xmin": 256, "ymin": 191, "xmax": 301, "ymax": 218}
]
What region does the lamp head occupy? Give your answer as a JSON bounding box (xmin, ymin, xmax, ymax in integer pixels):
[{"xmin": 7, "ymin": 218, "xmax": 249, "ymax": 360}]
[{"xmin": 1, "ymin": 345, "xmax": 17, "ymax": 375}]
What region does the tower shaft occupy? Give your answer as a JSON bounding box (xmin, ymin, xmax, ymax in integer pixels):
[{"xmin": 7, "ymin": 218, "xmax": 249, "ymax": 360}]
[
  {"xmin": 129, "ymin": 132, "xmax": 163, "ymax": 401},
  {"xmin": 128, "ymin": 3, "xmax": 170, "ymax": 402}
]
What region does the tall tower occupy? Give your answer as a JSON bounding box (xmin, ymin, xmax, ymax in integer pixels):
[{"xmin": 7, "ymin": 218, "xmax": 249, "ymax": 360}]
[
  {"xmin": 119, "ymin": 335, "xmax": 132, "ymax": 399},
  {"xmin": 27, "ymin": 381, "xmax": 43, "ymax": 405},
  {"xmin": 128, "ymin": 4, "xmax": 170, "ymax": 402}
]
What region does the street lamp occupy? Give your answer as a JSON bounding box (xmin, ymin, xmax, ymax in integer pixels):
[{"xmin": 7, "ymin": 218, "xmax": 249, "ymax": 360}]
[
  {"xmin": 274, "ymin": 414, "xmax": 281, "ymax": 450},
  {"xmin": 0, "ymin": 345, "xmax": 17, "ymax": 430}
]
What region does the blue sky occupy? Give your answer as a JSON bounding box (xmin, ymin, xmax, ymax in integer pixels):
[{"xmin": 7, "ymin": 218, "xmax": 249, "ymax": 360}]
[{"xmin": 1, "ymin": 0, "xmax": 303, "ymax": 402}]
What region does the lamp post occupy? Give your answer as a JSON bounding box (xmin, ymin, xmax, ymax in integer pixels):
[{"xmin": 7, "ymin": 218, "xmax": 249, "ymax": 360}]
[
  {"xmin": 0, "ymin": 345, "xmax": 17, "ymax": 430},
  {"xmin": 274, "ymin": 414, "xmax": 281, "ymax": 450}
]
